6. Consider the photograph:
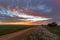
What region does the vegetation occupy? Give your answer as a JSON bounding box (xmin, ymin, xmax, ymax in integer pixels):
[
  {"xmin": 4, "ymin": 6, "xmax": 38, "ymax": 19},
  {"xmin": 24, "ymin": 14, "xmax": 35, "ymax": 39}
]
[
  {"xmin": 25, "ymin": 26, "xmax": 58, "ymax": 40},
  {"xmin": 24, "ymin": 22, "xmax": 60, "ymax": 40},
  {"xmin": 0, "ymin": 25, "xmax": 31, "ymax": 36},
  {"xmin": 45, "ymin": 26, "xmax": 60, "ymax": 36},
  {"xmin": 45, "ymin": 22, "xmax": 60, "ymax": 36},
  {"xmin": 47, "ymin": 22, "xmax": 58, "ymax": 27}
]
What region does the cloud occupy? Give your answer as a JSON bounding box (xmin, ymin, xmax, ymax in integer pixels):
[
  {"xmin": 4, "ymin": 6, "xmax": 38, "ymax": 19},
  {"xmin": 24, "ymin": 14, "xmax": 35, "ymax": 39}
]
[
  {"xmin": 32, "ymin": 4, "xmax": 53, "ymax": 13},
  {"xmin": 0, "ymin": 7, "xmax": 52, "ymax": 22}
]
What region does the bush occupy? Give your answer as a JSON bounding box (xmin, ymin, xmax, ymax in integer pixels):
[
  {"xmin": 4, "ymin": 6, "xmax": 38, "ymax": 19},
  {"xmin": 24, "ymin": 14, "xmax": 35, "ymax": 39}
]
[{"xmin": 47, "ymin": 22, "xmax": 58, "ymax": 27}]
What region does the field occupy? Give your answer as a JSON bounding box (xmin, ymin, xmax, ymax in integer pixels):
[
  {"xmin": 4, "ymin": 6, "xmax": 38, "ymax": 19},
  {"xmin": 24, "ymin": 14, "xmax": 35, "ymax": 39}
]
[
  {"xmin": 45, "ymin": 26, "xmax": 60, "ymax": 37},
  {"xmin": 0, "ymin": 25, "xmax": 59, "ymax": 40},
  {"xmin": 0, "ymin": 25, "xmax": 30, "ymax": 36}
]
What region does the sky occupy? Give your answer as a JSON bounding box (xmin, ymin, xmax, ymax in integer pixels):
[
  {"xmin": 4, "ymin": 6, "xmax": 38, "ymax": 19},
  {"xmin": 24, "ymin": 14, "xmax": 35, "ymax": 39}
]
[{"xmin": 0, "ymin": 0, "xmax": 60, "ymax": 24}]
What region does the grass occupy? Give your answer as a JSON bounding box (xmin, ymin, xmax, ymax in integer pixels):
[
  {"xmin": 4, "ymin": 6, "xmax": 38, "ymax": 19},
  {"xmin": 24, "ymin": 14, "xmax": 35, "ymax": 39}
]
[
  {"xmin": 45, "ymin": 25, "xmax": 60, "ymax": 36},
  {"xmin": 25, "ymin": 31, "xmax": 45, "ymax": 40},
  {"xmin": 0, "ymin": 25, "xmax": 31, "ymax": 36},
  {"xmin": 25, "ymin": 25, "xmax": 59, "ymax": 40}
]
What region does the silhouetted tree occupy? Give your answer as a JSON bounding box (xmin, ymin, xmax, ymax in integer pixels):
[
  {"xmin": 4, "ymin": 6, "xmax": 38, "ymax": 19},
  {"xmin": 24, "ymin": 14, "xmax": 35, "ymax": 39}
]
[{"xmin": 47, "ymin": 22, "xmax": 58, "ymax": 27}]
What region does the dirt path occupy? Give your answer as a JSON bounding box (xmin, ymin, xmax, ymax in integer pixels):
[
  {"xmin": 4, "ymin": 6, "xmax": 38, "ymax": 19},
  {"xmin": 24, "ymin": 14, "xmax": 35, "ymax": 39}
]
[{"xmin": 0, "ymin": 26, "xmax": 36, "ymax": 40}]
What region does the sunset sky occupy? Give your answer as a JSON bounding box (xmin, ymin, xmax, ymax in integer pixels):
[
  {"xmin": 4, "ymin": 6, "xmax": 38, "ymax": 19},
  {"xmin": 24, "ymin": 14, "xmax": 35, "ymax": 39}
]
[{"xmin": 0, "ymin": 0, "xmax": 60, "ymax": 25}]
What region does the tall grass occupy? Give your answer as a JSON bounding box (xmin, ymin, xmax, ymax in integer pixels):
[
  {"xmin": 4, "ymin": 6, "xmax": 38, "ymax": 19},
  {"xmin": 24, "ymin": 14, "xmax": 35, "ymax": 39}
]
[{"xmin": 45, "ymin": 25, "xmax": 60, "ymax": 36}]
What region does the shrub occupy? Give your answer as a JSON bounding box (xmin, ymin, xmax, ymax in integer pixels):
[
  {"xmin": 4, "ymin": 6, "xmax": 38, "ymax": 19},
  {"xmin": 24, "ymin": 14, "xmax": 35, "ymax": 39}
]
[{"xmin": 47, "ymin": 22, "xmax": 58, "ymax": 27}]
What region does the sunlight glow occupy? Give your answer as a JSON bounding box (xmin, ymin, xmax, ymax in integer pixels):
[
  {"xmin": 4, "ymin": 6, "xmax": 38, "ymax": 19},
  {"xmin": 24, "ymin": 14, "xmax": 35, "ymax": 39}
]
[{"xmin": 0, "ymin": 22, "xmax": 33, "ymax": 25}]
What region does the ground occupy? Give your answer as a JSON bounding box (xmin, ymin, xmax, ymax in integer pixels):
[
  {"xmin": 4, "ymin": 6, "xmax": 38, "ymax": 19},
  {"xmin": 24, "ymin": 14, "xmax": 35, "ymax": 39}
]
[{"xmin": 0, "ymin": 25, "xmax": 60, "ymax": 40}]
